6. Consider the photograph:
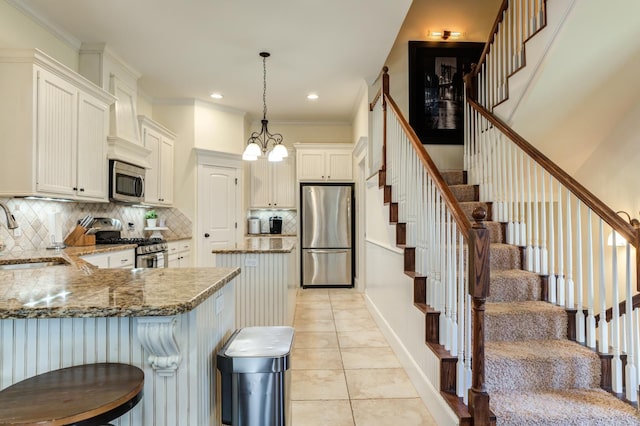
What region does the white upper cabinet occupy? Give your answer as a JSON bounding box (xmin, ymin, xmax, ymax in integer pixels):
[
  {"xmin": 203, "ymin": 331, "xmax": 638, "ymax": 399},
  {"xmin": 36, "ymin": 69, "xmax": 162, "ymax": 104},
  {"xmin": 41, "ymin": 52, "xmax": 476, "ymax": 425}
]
[
  {"xmin": 250, "ymin": 157, "xmax": 295, "ymax": 208},
  {"xmin": 294, "ymin": 143, "xmax": 353, "ymax": 182},
  {"xmin": 0, "ymin": 49, "xmax": 114, "ymax": 200},
  {"xmin": 139, "ymin": 116, "xmax": 176, "ymax": 206}
]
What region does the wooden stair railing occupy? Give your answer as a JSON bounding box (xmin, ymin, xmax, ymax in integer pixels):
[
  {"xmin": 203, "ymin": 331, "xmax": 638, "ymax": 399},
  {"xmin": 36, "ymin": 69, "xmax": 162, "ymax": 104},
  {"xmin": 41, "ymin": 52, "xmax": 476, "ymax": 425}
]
[
  {"xmin": 371, "ymin": 67, "xmax": 492, "ymax": 425},
  {"xmin": 466, "ymin": 59, "xmax": 640, "ymax": 405}
]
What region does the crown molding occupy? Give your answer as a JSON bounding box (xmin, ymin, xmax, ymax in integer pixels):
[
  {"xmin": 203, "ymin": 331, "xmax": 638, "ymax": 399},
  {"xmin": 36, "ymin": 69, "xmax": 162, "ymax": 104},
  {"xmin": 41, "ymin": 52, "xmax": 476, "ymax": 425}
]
[{"xmin": 5, "ymin": 0, "xmax": 81, "ymax": 50}]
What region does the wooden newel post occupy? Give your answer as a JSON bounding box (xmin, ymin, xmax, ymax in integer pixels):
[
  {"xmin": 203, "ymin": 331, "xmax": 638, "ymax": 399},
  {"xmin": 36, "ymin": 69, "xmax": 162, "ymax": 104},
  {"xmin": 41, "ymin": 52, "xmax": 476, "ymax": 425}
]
[{"xmin": 468, "ymin": 207, "xmax": 491, "ymax": 425}]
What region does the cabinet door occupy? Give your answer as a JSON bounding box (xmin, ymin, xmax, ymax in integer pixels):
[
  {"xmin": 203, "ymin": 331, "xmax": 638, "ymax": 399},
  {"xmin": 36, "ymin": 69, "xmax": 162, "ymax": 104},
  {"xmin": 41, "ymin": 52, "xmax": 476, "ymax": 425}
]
[
  {"xmin": 250, "ymin": 159, "xmax": 272, "ymax": 208},
  {"xmin": 80, "ymin": 252, "xmax": 110, "ymax": 268},
  {"xmin": 273, "ymin": 157, "xmax": 295, "ymax": 208},
  {"xmin": 326, "ymin": 150, "xmax": 352, "ymax": 181},
  {"xmin": 142, "ymin": 127, "xmax": 161, "ymax": 204},
  {"xmin": 159, "ymin": 138, "xmax": 174, "ymax": 205},
  {"xmin": 36, "ymin": 70, "xmax": 77, "ymax": 197},
  {"xmin": 76, "ymin": 92, "xmax": 109, "ymax": 201},
  {"xmin": 109, "ymin": 249, "xmax": 135, "ymax": 269},
  {"xmin": 297, "ymin": 151, "xmax": 326, "ymax": 181}
]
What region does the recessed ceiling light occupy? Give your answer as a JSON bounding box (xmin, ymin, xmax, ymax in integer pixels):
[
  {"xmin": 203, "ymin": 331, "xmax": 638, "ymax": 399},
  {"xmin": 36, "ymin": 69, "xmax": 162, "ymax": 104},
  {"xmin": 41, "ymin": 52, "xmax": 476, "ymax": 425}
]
[
  {"xmin": 307, "ymin": 93, "xmax": 319, "ymax": 100},
  {"xmin": 210, "ymin": 93, "xmax": 223, "ymax": 99}
]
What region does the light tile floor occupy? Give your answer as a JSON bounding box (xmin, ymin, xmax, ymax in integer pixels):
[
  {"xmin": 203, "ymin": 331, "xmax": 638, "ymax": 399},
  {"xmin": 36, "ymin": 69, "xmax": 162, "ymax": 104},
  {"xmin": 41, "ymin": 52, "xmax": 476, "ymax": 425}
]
[{"xmin": 290, "ymin": 288, "xmax": 438, "ymax": 426}]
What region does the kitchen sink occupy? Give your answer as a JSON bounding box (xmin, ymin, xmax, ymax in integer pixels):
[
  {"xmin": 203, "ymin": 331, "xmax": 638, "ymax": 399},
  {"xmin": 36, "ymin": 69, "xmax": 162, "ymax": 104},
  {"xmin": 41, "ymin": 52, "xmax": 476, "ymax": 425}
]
[{"xmin": 0, "ymin": 259, "xmax": 69, "ymax": 270}]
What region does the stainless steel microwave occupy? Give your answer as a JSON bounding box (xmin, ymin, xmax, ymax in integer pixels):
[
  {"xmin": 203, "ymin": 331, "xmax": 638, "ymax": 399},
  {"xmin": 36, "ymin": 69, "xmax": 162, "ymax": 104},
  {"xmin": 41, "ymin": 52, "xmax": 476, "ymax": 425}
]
[{"xmin": 109, "ymin": 160, "xmax": 145, "ymax": 204}]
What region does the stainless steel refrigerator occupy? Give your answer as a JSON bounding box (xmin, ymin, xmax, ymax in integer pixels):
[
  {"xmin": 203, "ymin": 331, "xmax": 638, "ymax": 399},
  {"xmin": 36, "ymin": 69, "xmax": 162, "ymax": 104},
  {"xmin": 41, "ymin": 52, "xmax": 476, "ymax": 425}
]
[{"xmin": 300, "ymin": 183, "xmax": 354, "ymax": 287}]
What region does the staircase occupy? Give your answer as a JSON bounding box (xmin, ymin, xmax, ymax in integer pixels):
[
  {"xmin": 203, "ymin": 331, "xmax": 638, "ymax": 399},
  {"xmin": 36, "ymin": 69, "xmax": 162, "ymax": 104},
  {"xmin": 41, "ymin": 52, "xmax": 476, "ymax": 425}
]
[
  {"xmin": 367, "ymin": 1, "xmax": 640, "ymax": 424},
  {"xmin": 442, "ymin": 171, "xmax": 640, "ymax": 425}
]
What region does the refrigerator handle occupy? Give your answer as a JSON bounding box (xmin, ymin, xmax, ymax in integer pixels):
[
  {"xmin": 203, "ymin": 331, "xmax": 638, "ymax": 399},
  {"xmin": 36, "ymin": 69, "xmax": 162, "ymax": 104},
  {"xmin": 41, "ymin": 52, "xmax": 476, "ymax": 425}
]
[{"xmin": 307, "ymin": 249, "xmax": 350, "ymax": 254}]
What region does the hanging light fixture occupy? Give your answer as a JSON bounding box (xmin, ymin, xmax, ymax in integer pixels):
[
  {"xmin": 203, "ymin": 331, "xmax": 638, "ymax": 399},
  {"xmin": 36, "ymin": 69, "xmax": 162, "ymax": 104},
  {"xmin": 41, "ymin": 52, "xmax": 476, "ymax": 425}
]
[{"xmin": 243, "ymin": 52, "xmax": 288, "ymax": 162}]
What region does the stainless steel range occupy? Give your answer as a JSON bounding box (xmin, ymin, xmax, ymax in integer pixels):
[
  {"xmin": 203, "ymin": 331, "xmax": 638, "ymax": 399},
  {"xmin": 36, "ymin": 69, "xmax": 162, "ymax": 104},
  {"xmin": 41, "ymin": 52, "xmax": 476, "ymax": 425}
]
[{"xmin": 92, "ymin": 218, "xmax": 168, "ymax": 268}]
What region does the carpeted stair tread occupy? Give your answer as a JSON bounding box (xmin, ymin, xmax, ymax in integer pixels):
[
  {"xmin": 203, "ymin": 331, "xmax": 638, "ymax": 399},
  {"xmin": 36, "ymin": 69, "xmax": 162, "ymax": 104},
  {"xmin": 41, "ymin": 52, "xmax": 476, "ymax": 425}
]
[
  {"xmin": 485, "ymin": 339, "xmax": 600, "ymax": 392},
  {"xmin": 489, "ymin": 269, "xmax": 541, "ymax": 302},
  {"xmin": 490, "ymin": 243, "xmax": 521, "ymax": 270},
  {"xmin": 449, "ymin": 184, "xmax": 478, "ymax": 202},
  {"xmin": 486, "ymin": 302, "xmax": 567, "ymax": 341},
  {"xmin": 441, "ymin": 170, "xmax": 466, "ymax": 186},
  {"xmin": 489, "ymin": 388, "xmax": 640, "ymax": 425},
  {"xmin": 484, "ymin": 221, "xmax": 504, "ymax": 244}
]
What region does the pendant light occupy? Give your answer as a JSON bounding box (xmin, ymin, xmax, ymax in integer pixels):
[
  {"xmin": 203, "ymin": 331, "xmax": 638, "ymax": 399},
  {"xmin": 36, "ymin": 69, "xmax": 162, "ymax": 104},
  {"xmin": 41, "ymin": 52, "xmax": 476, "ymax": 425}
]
[{"xmin": 242, "ymin": 52, "xmax": 288, "ymax": 162}]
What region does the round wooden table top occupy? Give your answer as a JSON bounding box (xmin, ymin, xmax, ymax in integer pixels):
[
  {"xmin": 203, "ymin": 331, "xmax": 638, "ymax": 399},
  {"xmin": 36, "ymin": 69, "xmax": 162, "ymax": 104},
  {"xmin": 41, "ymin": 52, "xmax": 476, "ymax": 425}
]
[{"xmin": 0, "ymin": 363, "xmax": 144, "ymax": 426}]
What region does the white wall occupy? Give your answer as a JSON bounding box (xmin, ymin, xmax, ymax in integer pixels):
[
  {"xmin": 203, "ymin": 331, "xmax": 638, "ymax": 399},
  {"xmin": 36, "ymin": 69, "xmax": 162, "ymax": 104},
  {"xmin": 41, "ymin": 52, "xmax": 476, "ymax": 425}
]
[
  {"xmin": 0, "ymin": 0, "xmax": 78, "ymax": 70},
  {"xmin": 351, "ymin": 82, "xmax": 369, "ymax": 144},
  {"xmin": 373, "ymin": 0, "xmax": 500, "ymax": 170},
  {"xmin": 508, "ymin": 0, "xmax": 640, "ymax": 215},
  {"xmin": 194, "ymin": 101, "xmax": 246, "ymax": 155}
]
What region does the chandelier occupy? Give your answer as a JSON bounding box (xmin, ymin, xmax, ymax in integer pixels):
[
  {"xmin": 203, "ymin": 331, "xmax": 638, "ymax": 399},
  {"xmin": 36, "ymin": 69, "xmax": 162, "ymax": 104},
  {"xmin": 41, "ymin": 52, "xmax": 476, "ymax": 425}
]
[{"xmin": 242, "ymin": 52, "xmax": 288, "ymax": 162}]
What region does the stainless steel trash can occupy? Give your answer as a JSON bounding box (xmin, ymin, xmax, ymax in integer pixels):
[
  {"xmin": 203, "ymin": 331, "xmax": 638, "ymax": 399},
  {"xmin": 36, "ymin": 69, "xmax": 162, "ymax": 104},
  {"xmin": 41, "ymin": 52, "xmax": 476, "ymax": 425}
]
[{"xmin": 217, "ymin": 326, "xmax": 294, "ymax": 426}]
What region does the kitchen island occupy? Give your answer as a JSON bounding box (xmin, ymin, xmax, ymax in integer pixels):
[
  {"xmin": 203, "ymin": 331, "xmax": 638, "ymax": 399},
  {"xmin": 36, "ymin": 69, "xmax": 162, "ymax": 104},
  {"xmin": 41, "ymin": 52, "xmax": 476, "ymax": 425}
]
[
  {"xmin": 213, "ymin": 236, "xmax": 297, "ymax": 327},
  {"xmin": 0, "ymin": 248, "xmax": 239, "ymax": 426}
]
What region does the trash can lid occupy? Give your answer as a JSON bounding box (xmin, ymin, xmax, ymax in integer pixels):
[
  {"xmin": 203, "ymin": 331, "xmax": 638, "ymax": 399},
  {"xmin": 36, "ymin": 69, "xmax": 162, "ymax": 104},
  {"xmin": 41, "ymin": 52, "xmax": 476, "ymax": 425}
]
[{"xmin": 224, "ymin": 326, "xmax": 294, "ymax": 358}]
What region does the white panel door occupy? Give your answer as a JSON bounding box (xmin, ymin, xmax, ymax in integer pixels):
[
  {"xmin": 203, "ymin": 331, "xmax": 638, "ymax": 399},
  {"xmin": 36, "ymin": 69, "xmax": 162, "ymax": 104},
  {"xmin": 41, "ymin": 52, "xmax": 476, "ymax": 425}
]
[
  {"xmin": 249, "ymin": 158, "xmax": 271, "ymax": 208},
  {"xmin": 36, "ymin": 69, "xmax": 77, "ymax": 197},
  {"xmin": 326, "ymin": 150, "xmax": 353, "ymax": 181},
  {"xmin": 273, "ymin": 157, "xmax": 295, "ymax": 208},
  {"xmin": 76, "ymin": 92, "xmax": 108, "ymax": 201},
  {"xmin": 159, "ymin": 138, "xmax": 174, "ymax": 205},
  {"xmin": 198, "ymin": 165, "xmax": 239, "ymax": 267},
  {"xmin": 297, "ymin": 151, "xmax": 325, "ymax": 181},
  {"xmin": 143, "ymin": 127, "xmax": 161, "ymax": 204}
]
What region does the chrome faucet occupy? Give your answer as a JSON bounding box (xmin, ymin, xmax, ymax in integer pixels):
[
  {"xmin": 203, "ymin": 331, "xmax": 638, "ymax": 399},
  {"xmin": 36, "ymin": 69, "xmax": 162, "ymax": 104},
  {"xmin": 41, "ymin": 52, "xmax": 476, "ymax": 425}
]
[{"xmin": 0, "ymin": 202, "xmax": 18, "ymax": 229}]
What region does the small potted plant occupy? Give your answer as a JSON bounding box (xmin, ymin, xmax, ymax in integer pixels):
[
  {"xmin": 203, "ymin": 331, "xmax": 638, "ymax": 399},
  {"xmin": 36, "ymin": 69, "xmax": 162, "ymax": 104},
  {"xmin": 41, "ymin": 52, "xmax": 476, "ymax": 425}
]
[{"xmin": 145, "ymin": 210, "xmax": 158, "ymax": 228}]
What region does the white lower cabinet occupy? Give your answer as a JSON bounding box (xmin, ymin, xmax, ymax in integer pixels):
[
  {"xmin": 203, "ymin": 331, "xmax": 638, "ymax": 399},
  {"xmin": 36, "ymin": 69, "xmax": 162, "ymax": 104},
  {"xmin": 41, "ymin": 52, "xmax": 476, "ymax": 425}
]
[
  {"xmin": 81, "ymin": 248, "xmax": 135, "ymax": 269},
  {"xmin": 168, "ymin": 240, "xmax": 192, "ymax": 268}
]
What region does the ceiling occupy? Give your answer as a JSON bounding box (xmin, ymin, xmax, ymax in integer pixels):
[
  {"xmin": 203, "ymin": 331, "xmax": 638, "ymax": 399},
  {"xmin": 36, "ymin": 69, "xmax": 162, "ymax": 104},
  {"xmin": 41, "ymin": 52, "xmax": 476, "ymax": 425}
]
[
  {"xmin": 10, "ymin": 0, "xmax": 504, "ymax": 124},
  {"xmin": 11, "ymin": 0, "xmax": 413, "ymax": 123}
]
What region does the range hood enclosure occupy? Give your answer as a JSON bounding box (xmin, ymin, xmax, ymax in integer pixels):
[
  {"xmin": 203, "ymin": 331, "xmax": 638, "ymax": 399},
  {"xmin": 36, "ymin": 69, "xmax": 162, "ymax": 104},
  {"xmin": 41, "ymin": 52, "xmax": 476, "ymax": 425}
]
[{"xmin": 79, "ymin": 43, "xmax": 151, "ymax": 168}]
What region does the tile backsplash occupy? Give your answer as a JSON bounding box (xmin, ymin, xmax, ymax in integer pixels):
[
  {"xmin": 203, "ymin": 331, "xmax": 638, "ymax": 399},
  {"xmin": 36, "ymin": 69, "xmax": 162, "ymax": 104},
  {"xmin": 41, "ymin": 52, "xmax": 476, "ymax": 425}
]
[
  {"xmin": 0, "ymin": 198, "xmax": 192, "ymax": 253},
  {"xmin": 247, "ymin": 210, "xmax": 297, "ymax": 235}
]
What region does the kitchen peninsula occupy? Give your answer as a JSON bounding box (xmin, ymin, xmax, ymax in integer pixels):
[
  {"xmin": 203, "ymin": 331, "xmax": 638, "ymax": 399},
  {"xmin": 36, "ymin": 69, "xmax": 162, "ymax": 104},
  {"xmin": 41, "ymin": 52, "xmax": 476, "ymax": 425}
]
[
  {"xmin": 0, "ymin": 247, "xmax": 239, "ymax": 426},
  {"xmin": 213, "ymin": 236, "xmax": 297, "ymax": 328}
]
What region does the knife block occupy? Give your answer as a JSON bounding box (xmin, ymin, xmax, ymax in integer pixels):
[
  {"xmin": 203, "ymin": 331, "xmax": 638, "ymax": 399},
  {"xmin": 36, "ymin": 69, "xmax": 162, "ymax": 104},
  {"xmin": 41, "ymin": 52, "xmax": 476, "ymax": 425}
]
[{"xmin": 63, "ymin": 225, "xmax": 96, "ymax": 247}]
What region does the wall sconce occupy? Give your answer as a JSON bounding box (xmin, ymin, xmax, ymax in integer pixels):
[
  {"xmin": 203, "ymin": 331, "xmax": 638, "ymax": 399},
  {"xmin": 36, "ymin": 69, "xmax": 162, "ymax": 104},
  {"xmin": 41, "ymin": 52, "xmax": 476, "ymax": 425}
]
[
  {"xmin": 429, "ymin": 30, "xmax": 462, "ymax": 40},
  {"xmin": 608, "ymin": 210, "xmax": 640, "ymax": 246}
]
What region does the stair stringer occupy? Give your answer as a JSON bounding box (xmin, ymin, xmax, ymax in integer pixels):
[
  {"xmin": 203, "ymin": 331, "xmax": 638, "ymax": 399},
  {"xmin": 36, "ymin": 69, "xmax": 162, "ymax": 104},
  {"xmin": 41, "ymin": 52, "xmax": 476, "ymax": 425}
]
[{"xmin": 492, "ymin": 0, "xmax": 577, "ymax": 124}]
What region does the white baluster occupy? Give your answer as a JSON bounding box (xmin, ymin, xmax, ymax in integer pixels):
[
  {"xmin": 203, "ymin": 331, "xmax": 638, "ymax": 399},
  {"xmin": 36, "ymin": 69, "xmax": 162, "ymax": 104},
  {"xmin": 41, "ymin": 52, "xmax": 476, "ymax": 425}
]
[
  {"xmin": 533, "ymin": 162, "xmax": 541, "ymax": 273},
  {"xmin": 518, "ymin": 150, "xmax": 526, "ymax": 246},
  {"xmin": 540, "ymin": 168, "xmax": 548, "ymax": 274},
  {"xmin": 586, "ymin": 210, "xmax": 597, "ymax": 349},
  {"xmin": 611, "ymin": 230, "xmax": 623, "ymax": 393},
  {"xmin": 525, "ymin": 156, "xmax": 534, "ymax": 271},
  {"xmin": 625, "ymin": 242, "xmax": 637, "ymax": 402},
  {"xmin": 565, "ymin": 192, "xmax": 574, "ymax": 309},
  {"xmin": 450, "ymin": 221, "xmax": 458, "ymax": 357},
  {"xmin": 556, "ymin": 185, "xmax": 565, "ymax": 306},
  {"xmin": 548, "ymin": 176, "xmax": 557, "ymax": 303},
  {"xmin": 575, "ymin": 200, "xmax": 584, "ymax": 343},
  {"xmin": 506, "ymin": 142, "xmax": 516, "ymax": 244},
  {"xmin": 444, "ymin": 211, "xmax": 452, "ymax": 352},
  {"xmin": 598, "ymin": 219, "xmax": 609, "ymax": 354},
  {"xmin": 456, "ymin": 232, "xmax": 465, "ymax": 397}
]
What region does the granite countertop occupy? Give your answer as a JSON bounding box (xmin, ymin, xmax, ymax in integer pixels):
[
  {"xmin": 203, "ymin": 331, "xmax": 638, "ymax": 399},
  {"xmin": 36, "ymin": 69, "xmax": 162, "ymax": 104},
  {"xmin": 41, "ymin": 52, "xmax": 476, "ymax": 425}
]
[
  {"xmin": 0, "ymin": 247, "xmax": 239, "ymax": 319},
  {"xmin": 212, "ymin": 236, "xmax": 297, "ymax": 254}
]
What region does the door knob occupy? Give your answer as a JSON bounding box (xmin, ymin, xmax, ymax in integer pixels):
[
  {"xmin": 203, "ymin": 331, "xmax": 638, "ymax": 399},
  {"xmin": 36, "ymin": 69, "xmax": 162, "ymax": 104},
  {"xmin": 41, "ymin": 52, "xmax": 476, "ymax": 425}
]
[{"xmin": 204, "ymin": 233, "xmax": 210, "ymax": 238}]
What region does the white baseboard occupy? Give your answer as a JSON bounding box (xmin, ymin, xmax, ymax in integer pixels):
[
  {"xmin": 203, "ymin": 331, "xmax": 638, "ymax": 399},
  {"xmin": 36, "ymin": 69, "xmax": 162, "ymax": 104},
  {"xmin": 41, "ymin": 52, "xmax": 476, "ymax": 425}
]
[{"xmin": 365, "ymin": 293, "xmax": 460, "ymax": 426}]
